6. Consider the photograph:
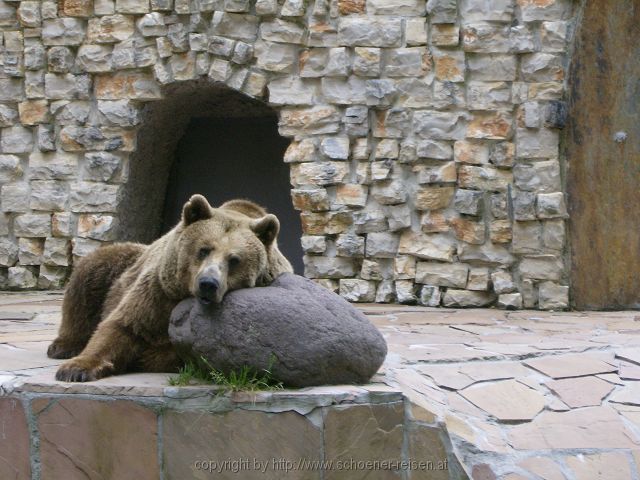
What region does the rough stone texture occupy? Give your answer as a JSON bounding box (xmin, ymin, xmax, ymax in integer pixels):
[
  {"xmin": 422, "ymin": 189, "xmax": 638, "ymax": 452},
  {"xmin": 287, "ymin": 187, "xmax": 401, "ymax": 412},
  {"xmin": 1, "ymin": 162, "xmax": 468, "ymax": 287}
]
[
  {"xmin": 0, "ymin": 398, "xmax": 31, "ymax": 480},
  {"xmin": 0, "ymin": 0, "xmax": 576, "ymax": 308},
  {"xmin": 37, "ymin": 398, "xmax": 159, "ymax": 480},
  {"xmin": 7, "ymin": 267, "xmax": 38, "ymax": 289},
  {"xmin": 324, "ymin": 402, "xmax": 404, "ymax": 480},
  {"xmin": 164, "ymin": 409, "xmax": 322, "ymax": 479},
  {"xmin": 169, "ymin": 274, "xmax": 387, "ymax": 387}
]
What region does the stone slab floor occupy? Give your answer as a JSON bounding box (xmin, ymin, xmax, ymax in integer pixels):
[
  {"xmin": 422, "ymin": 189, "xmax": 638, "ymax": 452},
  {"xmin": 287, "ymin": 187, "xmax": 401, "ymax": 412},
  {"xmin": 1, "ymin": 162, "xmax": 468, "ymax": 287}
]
[{"xmin": 2, "ymin": 292, "xmax": 640, "ymax": 479}]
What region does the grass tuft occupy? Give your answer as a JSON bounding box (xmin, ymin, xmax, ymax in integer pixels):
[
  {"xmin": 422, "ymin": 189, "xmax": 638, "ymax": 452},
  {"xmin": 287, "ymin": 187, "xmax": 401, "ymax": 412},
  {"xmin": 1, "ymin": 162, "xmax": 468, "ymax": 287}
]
[{"xmin": 167, "ymin": 355, "xmax": 284, "ymax": 392}]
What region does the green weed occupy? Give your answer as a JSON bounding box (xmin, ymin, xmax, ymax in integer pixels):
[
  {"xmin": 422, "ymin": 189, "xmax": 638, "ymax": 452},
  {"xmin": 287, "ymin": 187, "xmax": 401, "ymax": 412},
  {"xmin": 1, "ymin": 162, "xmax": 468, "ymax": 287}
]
[{"xmin": 167, "ymin": 355, "xmax": 283, "ymax": 392}]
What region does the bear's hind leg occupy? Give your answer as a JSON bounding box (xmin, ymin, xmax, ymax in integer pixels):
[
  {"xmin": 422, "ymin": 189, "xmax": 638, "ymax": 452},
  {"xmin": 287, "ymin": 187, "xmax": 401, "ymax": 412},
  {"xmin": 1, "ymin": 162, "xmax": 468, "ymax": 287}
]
[
  {"xmin": 48, "ymin": 243, "xmax": 146, "ymax": 359},
  {"xmin": 56, "ymin": 271, "xmax": 175, "ymax": 382}
]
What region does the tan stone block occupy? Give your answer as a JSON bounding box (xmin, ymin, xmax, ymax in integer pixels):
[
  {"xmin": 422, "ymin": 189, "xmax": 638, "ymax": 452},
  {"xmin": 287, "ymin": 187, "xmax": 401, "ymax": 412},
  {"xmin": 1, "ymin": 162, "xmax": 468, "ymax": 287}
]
[
  {"xmin": 324, "ymin": 403, "xmax": 403, "ymax": 480},
  {"xmin": 291, "ymin": 188, "xmax": 330, "ymax": 212},
  {"xmin": 87, "ymin": 14, "xmax": 135, "ymax": 43},
  {"xmin": 0, "ymin": 398, "xmax": 31, "ymax": 480},
  {"xmin": 421, "ymin": 211, "xmax": 450, "ymax": 233},
  {"xmin": 284, "ymin": 139, "xmax": 317, "ymax": 163},
  {"xmin": 243, "ymin": 71, "xmax": 268, "ymax": 98},
  {"xmin": 467, "ymin": 111, "xmax": 513, "ymax": 139},
  {"xmin": 458, "ymin": 165, "xmax": 512, "ymax": 192},
  {"xmin": 413, "ymin": 162, "xmax": 457, "ymax": 184},
  {"xmin": 394, "ymin": 255, "xmax": 416, "ymax": 279},
  {"xmin": 335, "ymin": 183, "xmax": 367, "ymax": 207},
  {"xmin": 60, "ymin": 0, "xmax": 93, "ymax": 16},
  {"xmin": 431, "ymin": 24, "xmax": 459, "ymax": 46},
  {"xmin": 338, "ymin": 0, "xmax": 365, "ymax": 15},
  {"xmin": 18, "ymin": 237, "xmax": 44, "ymax": 265},
  {"xmin": 52, "ymin": 212, "xmax": 73, "ymax": 237},
  {"xmin": 38, "ymin": 399, "xmax": 158, "ymax": 480},
  {"xmin": 164, "ymin": 409, "xmax": 321, "ymax": 480},
  {"xmin": 490, "ymin": 219, "xmax": 512, "ymax": 243},
  {"xmin": 77, "ymin": 213, "xmax": 118, "ymax": 240},
  {"xmin": 406, "ymin": 18, "xmax": 427, "ymax": 46},
  {"xmin": 460, "ymin": 379, "xmax": 544, "ymax": 421},
  {"xmin": 415, "ymin": 186, "xmax": 455, "ymax": 210},
  {"xmin": 527, "ymin": 81, "xmax": 563, "ymax": 100},
  {"xmin": 300, "ymin": 211, "xmax": 352, "ymax": 235},
  {"xmin": 95, "ymin": 72, "xmax": 161, "ymax": 100},
  {"xmin": 467, "ymin": 267, "xmax": 489, "ymax": 290},
  {"xmin": 399, "ymin": 231, "xmax": 456, "ymax": 262},
  {"xmin": 18, "ymin": 100, "xmax": 50, "ymax": 125},
  {"xmin": 406, "ymin": 424, "xmax": 450, "ymax": 480},
  {"xmin": 442, "ymin": 289, "xmax": 496, "ymax": 308},
  {"xmin": 375, "ymin": 139, "xmax": 399, "ymax": 159},
  {"xmin": 433, "ymin": 50, "xmax": 464, "ymax": 82},
  {"xmin": 453, "ymin": 140, "xmax": 489, "ymax": 165},
  {"xmin": 450, "ymin": 217, "xmax": 485, "ymax": 244},
  {"xmin": 279, "ymin": 106, "xmax": 341, "ymax": 137}
]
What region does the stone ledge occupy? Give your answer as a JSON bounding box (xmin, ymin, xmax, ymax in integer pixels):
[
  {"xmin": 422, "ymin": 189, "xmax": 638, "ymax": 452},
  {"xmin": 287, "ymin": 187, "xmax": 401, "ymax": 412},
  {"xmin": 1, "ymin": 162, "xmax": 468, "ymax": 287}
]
[{"xmin": 3, "ymin": 388, "xmax": 461, "ymax": 480}]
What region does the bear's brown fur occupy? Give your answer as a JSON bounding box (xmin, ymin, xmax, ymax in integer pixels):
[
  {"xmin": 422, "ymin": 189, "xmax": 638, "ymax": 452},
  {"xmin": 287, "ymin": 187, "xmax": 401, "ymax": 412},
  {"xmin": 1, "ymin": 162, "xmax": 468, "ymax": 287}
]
[{"xmin": 51, "ymin": 195, "xmax": 293, "ymax": 382}]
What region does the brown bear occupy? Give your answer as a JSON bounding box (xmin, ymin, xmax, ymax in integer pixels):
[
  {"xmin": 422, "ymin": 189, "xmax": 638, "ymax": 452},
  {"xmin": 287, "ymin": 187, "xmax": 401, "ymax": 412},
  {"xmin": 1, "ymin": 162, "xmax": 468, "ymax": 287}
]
[{"xmin": 49, "ymin": 195, "xmax": 293, "ymax": 382}]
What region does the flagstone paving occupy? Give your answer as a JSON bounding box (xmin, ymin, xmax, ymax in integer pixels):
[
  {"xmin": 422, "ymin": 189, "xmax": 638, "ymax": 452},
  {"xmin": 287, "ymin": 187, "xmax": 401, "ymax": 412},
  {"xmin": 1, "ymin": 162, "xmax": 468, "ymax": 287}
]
[{"xmin": 2, "ymin": 293, "xmax": 640, "ymax": 479}]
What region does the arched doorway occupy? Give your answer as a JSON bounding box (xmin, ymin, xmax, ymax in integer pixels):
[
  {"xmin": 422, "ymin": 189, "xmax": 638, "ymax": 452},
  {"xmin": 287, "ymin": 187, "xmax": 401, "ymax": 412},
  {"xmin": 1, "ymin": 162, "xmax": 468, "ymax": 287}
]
[
  {"xmin": 117, "ymin": 80, "xmax": 304, "ymax": 273},
  {"xmin": 565, "ymin": 1, "xmax": 640, "ymax": 309}
]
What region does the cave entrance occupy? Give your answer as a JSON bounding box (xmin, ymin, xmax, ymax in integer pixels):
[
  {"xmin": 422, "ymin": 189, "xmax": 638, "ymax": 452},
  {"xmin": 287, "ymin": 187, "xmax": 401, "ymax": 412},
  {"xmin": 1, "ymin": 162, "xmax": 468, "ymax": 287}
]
[{"xmin": 118, "ymin": 80, "xmax": 303, "ymax": 273}]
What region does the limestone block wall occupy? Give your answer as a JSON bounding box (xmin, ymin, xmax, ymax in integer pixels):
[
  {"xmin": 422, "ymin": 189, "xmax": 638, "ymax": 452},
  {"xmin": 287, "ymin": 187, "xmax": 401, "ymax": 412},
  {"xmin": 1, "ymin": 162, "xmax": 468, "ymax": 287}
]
[{"xmin": 0, "ymin": 0, "xmax": 577, "ymax": 309}]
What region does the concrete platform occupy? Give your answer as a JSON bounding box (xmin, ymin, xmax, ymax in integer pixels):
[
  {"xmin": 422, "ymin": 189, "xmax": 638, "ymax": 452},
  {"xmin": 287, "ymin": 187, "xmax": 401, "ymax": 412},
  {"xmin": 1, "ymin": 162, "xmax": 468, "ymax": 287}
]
[{"xmin": 1, "ymin": 292, "xmax": 640, "ymax": 479}]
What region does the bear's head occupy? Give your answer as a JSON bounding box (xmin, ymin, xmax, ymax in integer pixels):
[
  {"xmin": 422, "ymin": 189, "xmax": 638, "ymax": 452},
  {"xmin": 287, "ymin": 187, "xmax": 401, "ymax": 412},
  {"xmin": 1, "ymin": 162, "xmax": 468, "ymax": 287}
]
[{"xmin": 170, "ymin": 194, "xmax": 280, "ymax": 304}]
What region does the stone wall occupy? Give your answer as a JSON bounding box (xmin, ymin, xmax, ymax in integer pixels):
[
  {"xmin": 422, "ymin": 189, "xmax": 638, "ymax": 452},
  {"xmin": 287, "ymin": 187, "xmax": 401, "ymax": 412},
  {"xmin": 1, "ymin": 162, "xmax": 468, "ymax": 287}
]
[
  {"xmin": 0, "ymin": 0, "xmax": 576, "ymax": 309},
  {"xmin": 1, "ymin": 385, "xmax": 467, "ymax": 480}
]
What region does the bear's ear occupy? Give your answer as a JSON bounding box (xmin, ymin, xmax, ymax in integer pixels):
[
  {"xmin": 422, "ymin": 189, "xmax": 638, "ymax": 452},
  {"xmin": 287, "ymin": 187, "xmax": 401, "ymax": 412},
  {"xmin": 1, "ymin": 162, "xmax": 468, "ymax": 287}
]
[
  {"xmin": 251, "ymin": 214, "xmax": 280, "ymax": 246},
  {"xmin": 182, "ymin": 194, "xmax": 213, "ymax": 226}
]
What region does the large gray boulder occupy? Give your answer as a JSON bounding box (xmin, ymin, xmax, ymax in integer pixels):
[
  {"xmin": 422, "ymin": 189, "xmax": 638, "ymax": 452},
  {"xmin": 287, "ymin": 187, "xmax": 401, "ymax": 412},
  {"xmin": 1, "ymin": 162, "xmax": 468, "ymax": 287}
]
[{"xmin": 168, "ymin": 273, "xmax": 387, "ymax": 387}]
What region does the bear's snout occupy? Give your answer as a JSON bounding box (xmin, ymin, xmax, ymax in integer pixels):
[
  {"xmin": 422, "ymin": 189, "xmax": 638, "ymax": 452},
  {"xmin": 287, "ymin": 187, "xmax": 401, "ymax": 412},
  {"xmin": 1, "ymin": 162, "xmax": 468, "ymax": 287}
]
[{"xmin": 197, "ymin": 277, "xmax": 220, "ymax": 304}]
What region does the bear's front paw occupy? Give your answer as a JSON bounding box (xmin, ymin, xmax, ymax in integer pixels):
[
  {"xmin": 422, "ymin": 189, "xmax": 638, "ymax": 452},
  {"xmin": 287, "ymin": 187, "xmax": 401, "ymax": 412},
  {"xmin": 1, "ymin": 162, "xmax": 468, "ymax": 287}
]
[
  {"xmin": 47, "ymin": 337, "xmax": 84, "ymax": 359},
  {"xmin": 55, "ymin": 356, "xmax": 114, "ymax": 382}
]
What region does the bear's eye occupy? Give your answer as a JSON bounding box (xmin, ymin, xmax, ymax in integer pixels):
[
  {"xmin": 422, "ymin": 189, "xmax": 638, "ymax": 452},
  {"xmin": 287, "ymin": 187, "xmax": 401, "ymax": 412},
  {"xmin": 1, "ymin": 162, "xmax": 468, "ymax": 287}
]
[
  {"xmin": 228, "ymin": 255, "xmax": 241, "ymax": 268},
  {"xmin": 198, "ymin": 247, "xmax": 212, "ymax": 260}
]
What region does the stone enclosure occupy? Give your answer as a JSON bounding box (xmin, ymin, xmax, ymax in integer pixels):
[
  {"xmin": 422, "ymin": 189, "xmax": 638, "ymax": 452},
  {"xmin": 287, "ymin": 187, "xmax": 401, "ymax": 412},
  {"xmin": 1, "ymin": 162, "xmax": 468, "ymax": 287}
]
[{"xmin": 0, "ymin": 0, "xmax": 576, "ymax": 309}]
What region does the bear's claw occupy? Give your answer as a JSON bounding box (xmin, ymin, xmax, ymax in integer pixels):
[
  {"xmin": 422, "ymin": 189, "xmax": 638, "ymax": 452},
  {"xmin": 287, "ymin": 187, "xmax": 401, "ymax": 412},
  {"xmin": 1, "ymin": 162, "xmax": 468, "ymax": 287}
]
[{"xmin": 56, "ymin": 357, "xmax": 114, "ymax": 383}]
